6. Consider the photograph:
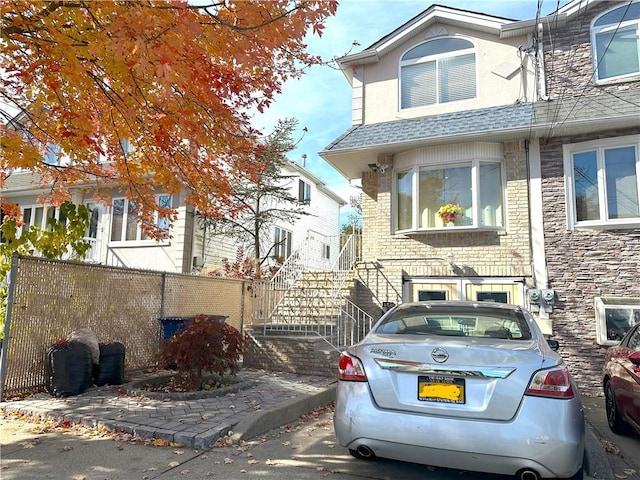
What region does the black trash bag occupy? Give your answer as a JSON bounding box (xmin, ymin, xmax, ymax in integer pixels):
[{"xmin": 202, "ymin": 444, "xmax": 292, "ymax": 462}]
[
  {"xmin": 95, "ymin": 342, "xmax": 125, "ymax": 386},
  {"xmin": 46, "ymin": 340, "xmax": 93, "ymax": 397}
]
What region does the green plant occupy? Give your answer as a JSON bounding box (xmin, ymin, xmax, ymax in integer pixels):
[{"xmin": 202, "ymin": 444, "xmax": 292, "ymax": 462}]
[{"xmin": 156, "ymin": 314, "xmax": 247, "ymax": 391}]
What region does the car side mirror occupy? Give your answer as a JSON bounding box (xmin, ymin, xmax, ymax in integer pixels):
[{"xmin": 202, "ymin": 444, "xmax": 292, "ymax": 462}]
[
  {"xmin": 547, "ymin": 339, "xmax": 560, "ymax": 351},
  {"xmin": 629, "ymin": 351, "xmax": 640, "ymax": 366}
]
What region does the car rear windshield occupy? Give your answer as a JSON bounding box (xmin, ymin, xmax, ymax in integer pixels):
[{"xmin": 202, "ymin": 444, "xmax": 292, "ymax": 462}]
[{"xmin": 375, "ymin": 305, "xmax": 532, "ymax": 340}]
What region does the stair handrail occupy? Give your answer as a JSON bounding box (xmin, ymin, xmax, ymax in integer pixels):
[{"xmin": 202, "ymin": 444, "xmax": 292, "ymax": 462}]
[
  {"xmin": 263, "ymin": 229, "xmax": 337, "ymax": 321},
  {"xmin": 337, "ymin": 296, "xmax": 374, "ymax": 349}
]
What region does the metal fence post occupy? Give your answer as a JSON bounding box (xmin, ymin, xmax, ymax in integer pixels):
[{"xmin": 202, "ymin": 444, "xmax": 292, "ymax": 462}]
[{"xmin": 0, "ymin": 253, "xmax": 20, "ymax": 401}]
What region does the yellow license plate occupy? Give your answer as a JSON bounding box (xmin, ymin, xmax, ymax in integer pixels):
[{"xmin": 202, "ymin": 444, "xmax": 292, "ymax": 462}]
[{"xmin": 418, "ymin": 375, "xmax": 465, "ymax": 404}]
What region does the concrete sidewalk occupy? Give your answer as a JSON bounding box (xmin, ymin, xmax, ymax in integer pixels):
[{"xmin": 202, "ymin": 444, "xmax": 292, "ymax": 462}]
[
  {"xmin": 1, "ymin": 369, "xmax": 638, "ymax": 480},
  {"xmin": 0, "ymin": 369, "xmax": 337, "ymax": 449}
]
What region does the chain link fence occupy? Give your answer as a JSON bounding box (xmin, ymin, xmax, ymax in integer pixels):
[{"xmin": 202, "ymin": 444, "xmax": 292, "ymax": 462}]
[{"xmin": 0, "ymin": 255, "xmax": 252, "ymax": 398}]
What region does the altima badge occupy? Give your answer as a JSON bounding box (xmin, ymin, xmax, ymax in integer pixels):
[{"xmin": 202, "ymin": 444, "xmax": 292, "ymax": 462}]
[
  {"xmin": 431, "ymin": 347, "xmax": 449, "ymax": 363},
  {"xmin": 370, "ymin": 348, "xmax": 396, "ymax": 358}
]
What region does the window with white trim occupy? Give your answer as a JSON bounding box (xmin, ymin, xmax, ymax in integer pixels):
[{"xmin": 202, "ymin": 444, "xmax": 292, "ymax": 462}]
[
  {"xmin": 400, "ymin": 37, "xmax": 476, "ymax": 109},
  {"xmin": 591, "ymin": 2, "xmax": 640, "ymax": 84},
  {"xmin": 21, "ymin": 205, "xmax": 66, "ymax": 231},
  {"xmin": 595, "ymin": 296, "xmax": 640, "ymax": 345},
  {"xmin": 109, "ymin": 194, "xmax": 172, "ymax": 243},
  {"xmin": 564, "ymin": 135, "xmax": 640, "ymax": 228},
  {"xmin": 298, "ymin": 179, "xmax": 311, "ymax": 205},
  {"xmin": 394, "ymin": 160, "xmax": 503, "ymax": 232},
  {"xmin": 273, "ymin": 226, "xmax": 292, "ymax": 259}
]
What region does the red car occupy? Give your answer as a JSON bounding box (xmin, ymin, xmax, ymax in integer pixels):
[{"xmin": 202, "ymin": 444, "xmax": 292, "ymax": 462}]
[{"xmin": 603, "ymin": 322, "xmax": 640, "ymax": 436}]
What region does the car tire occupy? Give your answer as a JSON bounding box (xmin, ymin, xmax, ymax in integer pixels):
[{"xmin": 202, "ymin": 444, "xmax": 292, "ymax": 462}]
[{"xmin": 605, "ymin": 381, "xmax": 632, "ymax": 435}]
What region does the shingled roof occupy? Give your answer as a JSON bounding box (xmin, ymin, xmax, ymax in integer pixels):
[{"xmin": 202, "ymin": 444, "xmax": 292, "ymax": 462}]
[{"xmin": 323, "ymin": 103, "xmax": 535, "ymax": 153}]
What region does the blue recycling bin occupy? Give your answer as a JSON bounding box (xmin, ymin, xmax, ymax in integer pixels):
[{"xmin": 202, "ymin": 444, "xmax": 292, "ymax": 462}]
[
  {"xmin": 160, "ymin": 317, "xmax": 191, "ymax": 340},
  {"xmin": 159, "ymin": 315, "xmax": 228, "ymax": 340}
]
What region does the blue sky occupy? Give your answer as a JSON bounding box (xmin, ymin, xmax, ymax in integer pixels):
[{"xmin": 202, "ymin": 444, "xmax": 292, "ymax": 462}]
[{"xmin": 251, "ymin": 0, "xmax": 569, "ymax": 226}]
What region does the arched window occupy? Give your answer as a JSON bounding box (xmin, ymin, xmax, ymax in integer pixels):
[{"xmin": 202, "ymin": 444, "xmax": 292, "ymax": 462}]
[
  {"xmin": 591, "ymin": 2, "xmax": 640, "ymax": 83},
  {"xmin": 400, "ymin": 37, "xmax": 476, "ymax": 109}
]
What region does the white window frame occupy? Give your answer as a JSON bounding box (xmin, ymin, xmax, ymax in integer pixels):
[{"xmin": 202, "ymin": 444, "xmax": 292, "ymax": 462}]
[
  {"xmin": 273, "ymin": 226, "xmax": 293, "ymax": 259},
  {"xmin": 392, "ymin": 159, "xmax": 505, "ymax": 233},
  {"xmin": 399, "ymin": 36, "xmax": 477, "ymax": 110},
  {"xmin": 595, "ymin": 296, "xmax": 640, "ymax": 346},
  {"xmin": 563, "ymin": 135, "xmax": 640, "ymax": 230},
  {"xmin": 20, "ymin": 205, "xmax": 66, "ymax": 232},
  {"xmin": 590, "ymin": 2, "xmax": 640, "ymax": 84},
  {"xmin": 108, "ymin": 194, "xmax": 172, "ymax": 245}
]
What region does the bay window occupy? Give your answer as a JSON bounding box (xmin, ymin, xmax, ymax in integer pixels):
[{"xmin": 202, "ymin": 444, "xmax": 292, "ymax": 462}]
[{"xmin": 395, "ymin": 159, "xmax": 503, "ymax": 232}]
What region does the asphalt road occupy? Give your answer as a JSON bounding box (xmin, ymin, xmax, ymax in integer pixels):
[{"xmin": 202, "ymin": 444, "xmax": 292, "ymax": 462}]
[{"xmin": 5, "ymin": 403, "xmax": 636, "ymax": 480}]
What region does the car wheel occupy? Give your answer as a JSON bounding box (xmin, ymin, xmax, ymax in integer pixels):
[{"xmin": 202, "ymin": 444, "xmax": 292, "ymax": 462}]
[{"xmin": 605, "ymin": 381, "xmax": 632, "ymax": 435}]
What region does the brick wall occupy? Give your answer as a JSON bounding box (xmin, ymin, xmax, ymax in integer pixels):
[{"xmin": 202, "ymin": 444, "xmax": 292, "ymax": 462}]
[{"xmin": 357, "ymin": 141, "xmax": 533, "ymax": 310}]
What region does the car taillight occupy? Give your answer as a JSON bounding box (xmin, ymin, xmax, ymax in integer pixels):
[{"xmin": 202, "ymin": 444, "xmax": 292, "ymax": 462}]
[
  {"xmin": 338, "ymin": 353, "xmax": 367, "ymax": 381},
  {"xmin": 525, "ymin": 366, "xmax": 575, "ymax": 398}
]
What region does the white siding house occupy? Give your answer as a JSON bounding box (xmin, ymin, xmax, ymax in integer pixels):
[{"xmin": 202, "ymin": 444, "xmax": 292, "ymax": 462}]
[{"xmin": 2, "ymin": 160, "xmax": 345, "ymax": 274}]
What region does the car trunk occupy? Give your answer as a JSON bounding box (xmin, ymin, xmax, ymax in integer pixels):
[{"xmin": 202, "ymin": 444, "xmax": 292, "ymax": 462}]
[{"xmin": 351, "ymin": 334, "xmax": 550, "ymax": 421}]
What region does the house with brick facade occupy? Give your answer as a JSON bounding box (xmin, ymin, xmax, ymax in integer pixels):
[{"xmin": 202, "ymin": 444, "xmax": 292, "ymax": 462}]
[{"xmin": 320, "ymin": 0, "xmax": 639, "ymax": 393}]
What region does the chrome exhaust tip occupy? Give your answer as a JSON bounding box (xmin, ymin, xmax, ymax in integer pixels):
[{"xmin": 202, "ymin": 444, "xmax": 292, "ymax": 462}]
[{"xmin": 356, "ymin": 445, "xmax": 375, "ymax": 459}]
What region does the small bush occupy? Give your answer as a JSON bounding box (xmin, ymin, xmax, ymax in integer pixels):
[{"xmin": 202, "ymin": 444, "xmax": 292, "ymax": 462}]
[{"xmin": 156, "ymin": 314, "xmax": 247, "ymax": 391}]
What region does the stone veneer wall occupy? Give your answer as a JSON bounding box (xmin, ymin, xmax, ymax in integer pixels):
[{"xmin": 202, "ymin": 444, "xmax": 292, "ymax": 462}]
[
  {"xmin": 543, "ymin": 1, "xmax": 633, "ymax": 100},
  {"xmin": 539, "ymin": 129, "xmax": 640, "ymax": 396},
  {"xmin": 354, "ymin": 140, "xmax": 533, "ymax": 321},
  {"xmin": 539, "ymin": 0, "xmax": 640, "ymax": 395}
]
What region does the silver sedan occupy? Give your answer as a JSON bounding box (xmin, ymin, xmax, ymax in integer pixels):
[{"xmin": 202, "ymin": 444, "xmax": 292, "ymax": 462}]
[{"xmin": 334, "ymin": 301, "xmax": 585, "ymax": 480}]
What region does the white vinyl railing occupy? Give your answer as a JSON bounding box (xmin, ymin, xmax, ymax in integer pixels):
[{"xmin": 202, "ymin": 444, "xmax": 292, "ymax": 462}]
[{"xmin": 252, "ymin": 231, "xmax": 374, "ymax": 348}]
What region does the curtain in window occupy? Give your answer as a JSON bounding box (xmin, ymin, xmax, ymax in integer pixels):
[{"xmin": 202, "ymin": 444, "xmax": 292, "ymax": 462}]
[
  {"xmin": 439, "ymin": 53, "xmax": 476, "ymax": 103},
  {"xmin": 401, "ymin": 62, "xmax": 437, "ymax": 109}
]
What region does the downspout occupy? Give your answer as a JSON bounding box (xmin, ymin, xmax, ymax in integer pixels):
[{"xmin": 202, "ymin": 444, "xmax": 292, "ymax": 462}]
[
  {"xmin": 537, "ymin": 22, "xmax": 550, "ymax": 101},
  {"xmin": 525, "ymin": 140, "xmax": 536, "ymax": 288}
]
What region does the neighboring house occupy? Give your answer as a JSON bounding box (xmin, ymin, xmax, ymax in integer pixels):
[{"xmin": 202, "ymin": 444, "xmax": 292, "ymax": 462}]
[
  {"xmin": 532, "ymin": 0, "xmax": 640, "ymax": 391},
  {"xmin": 197, "ymin": 159, "xmax": 347, "ymax": 271},
  {"xmin": 2, "ymin": 158, "xmax": 345, "ymax": 275},
  {"xmin": 320, "ymin": 1, "xmax": 639, "ymax": 393}
]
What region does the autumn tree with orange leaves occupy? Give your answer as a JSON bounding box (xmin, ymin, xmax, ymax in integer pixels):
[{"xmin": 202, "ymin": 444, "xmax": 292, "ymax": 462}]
[{"xmin": 0, "ymin": 0, "xmax": 338, "ymax": 238}]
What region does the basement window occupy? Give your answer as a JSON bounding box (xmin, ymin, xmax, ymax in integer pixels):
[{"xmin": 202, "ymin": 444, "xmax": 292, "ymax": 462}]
[{"xmin": 595, "ymin": 296, "xmax": 640, "ymax": 345}]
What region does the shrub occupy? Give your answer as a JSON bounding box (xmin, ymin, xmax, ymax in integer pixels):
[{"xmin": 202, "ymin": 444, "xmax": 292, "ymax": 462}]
[{"xmin": 156, "ymin": 314, "xmax": 247, "ymax": 391}]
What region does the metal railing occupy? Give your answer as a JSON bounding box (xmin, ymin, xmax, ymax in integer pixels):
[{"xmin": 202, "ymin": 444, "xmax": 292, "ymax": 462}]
[
  {"xmin": 252, "ymin": 232, "xmax": 374, "ymax": 349},
  {"xmin": 337, "ymin": 296, "xmax": 375, "ymax": 349}
]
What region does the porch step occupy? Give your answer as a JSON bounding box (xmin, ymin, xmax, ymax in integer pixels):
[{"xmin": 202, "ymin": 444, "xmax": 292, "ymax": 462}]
[{"xmin": 246, "ymin": 323, "xmax": 337, "ymax": 337}]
